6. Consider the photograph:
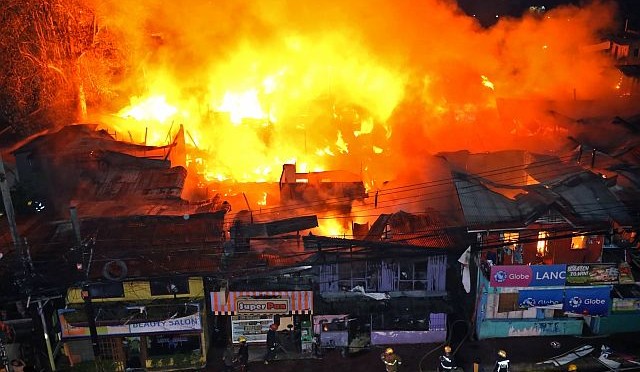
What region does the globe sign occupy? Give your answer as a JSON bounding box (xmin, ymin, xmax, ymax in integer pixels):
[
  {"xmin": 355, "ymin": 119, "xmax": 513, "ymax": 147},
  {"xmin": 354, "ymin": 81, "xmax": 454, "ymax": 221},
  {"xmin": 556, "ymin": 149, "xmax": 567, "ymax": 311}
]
[
  {"xmin": 569, "ymin": 296, "xmax": 582, "ymax": 308},
  {"xmin": 494, "ymin": 270, "xmax": 508, "ymax": 283},
  {"xmin": 522, "ymin": 297, "xmax": 536, "ymax": 307}
]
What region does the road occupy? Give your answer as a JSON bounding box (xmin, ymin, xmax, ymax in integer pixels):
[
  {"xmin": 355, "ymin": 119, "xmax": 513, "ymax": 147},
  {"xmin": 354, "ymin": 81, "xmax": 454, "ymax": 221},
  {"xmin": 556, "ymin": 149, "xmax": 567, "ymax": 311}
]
[{"xmin": 206, "ymin": 332, "xmax": 640, "ymax": 372}]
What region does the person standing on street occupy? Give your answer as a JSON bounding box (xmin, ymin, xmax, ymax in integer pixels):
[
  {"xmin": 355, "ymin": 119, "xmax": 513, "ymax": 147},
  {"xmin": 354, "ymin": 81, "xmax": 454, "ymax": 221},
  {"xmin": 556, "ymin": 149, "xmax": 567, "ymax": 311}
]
[
  {"xmin": 439, "ymin": 345, "xmax": 457, "ymax": 371},
  {"xmin": 263, "ymin": 323, "xmax": 279, "ymax": 365},
  {"xmin": 493, "ymin": 350, "xmax": 510, "ymax": 372},
  {"xmin": 380, "ymin": 347, "xmax": 402, "ymax": 372},
  {"xmin": 222, "ymin": 341, "xmax": 235, "ymax": 372},
  {"xmin": 236, "ymin": 336, "xmax": 249, "ymax": 372}
]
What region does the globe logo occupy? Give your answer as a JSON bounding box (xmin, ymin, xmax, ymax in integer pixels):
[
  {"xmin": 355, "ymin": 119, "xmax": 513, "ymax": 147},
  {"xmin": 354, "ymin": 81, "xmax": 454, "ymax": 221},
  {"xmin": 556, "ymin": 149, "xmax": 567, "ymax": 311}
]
[
  {"xmin": 569, "ymin": 296, "xmax": 582, "ymax": 308},
  {"xmin": 494, "ymin": 270, "xmax": 508, "ymax": 283},
  {"xmin": 522, "ymin": 297, "xmax": 536, "ymax": 307}
]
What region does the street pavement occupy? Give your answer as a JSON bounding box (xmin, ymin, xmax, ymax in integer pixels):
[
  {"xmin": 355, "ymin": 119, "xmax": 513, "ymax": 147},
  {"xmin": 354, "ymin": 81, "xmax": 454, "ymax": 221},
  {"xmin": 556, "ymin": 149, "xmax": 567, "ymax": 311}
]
[{"xmin": 206, "ymin": 332, "xmax": 640, "ymax": 371}]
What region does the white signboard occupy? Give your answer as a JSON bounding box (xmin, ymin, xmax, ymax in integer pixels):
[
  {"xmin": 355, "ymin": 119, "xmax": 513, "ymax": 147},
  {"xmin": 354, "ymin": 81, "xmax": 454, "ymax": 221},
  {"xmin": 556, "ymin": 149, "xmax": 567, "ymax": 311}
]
[
  {"xmin": 129, "ymin": 313, "xmax": 201, "ymax": 333},
  {"xmin": 231, "ymin": 317, "xmax": 274, "ymax": 343}
]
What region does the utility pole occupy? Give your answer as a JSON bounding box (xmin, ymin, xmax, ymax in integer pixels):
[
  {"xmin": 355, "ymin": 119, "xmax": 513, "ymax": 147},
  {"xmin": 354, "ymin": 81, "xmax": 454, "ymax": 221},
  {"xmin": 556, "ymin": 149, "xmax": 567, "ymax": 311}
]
[
  {"xmin": 0, "ymin": 153, "xmax": 20, "ymax": 247},
  {"xmin": 37, "ymin": 299, "xmax": 58, "ymax": 371},
  {"xmin": 0, "ymin": 326, "xmax": 9, "ymax": 372},
  {"xmin": 82, "ymin": 286, "xmax": 101, "ymax": 370}
]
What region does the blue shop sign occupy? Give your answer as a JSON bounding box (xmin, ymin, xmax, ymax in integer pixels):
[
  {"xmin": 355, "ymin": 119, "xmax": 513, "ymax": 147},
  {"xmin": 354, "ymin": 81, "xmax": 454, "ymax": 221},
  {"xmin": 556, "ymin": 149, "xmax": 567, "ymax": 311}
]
[
  {"xmin": 563, "ymin": 287, "xmax": 611, "ymax": 316},
  {"xmin": 530, "ymin": 264, "xmax": 567, "ymax": 286},
  {"xmin": 518, "ymin": 289, "xmax": 564, "ymax": 308}
]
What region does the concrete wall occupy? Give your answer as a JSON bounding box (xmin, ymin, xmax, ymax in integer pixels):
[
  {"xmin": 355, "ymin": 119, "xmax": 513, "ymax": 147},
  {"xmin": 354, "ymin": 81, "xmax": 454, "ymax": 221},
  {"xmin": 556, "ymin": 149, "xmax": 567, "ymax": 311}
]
[
  {"xmin": 590, "ymin": 313, "xmax": 640, "ymax": 334},
  {"xmin": 477, "ymin": 319, "xmax": 583, "ymax": 339}
]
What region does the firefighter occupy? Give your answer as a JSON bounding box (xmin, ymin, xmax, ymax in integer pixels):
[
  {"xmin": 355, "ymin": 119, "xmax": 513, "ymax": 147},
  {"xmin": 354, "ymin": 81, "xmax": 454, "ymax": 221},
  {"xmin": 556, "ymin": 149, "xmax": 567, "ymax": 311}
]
[
  {"xmin": 380, "ymin": 347, "xmax": 402, "ymax": 372},
  {"xmin": 439, "ymin": 345, "xmax": 457, "ymax": 371},
  {"xmin": 567, "ymin": 364, "xmax": 578, "ymax": 372},
  {"xmin": 494, "ymin": 350, "xmax": 510, "ymax": 372},
  {"xmin": 236, "ymin": 336, "xmax": 249, "ymax": 372}
]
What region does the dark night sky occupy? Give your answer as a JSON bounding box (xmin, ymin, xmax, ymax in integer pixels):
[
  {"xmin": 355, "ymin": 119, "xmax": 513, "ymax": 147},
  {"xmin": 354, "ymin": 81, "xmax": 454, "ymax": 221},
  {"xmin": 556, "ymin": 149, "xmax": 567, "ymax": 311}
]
[{"xmin": 456, "ymin": 0, "xmax": 640, "ymax": 28}]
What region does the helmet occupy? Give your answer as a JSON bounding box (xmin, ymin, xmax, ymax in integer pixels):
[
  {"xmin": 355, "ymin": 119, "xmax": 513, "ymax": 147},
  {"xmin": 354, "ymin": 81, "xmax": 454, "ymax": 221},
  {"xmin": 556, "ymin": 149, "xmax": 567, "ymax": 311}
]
[
  {"xmin": 385, "ymin": 347, "xmax": 394, "ymax": 355},
  {"xmin": 568, "ymin": 364, "xmax": 577, "ymax": 372},
  {"xmin": 444, "ymin": 345, "xmax": 452, "ymax": 353},
  {"xmin": 238, "ymin": 336, "xmax": 247, "ymax": 343},
  {"xmin": 498, "ymin": 350, "xmax": 507, "ymax": 358}
]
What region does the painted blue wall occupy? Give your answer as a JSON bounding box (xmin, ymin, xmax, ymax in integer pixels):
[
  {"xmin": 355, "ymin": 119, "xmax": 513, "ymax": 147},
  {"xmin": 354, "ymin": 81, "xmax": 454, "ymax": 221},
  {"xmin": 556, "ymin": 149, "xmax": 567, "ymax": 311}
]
[
  {"xmin": 590, "ymin": 313, "xmax": 640, "ymax": 334},
  {"xmin": 477, "ymin": 319, "xmax": 583, "ymax": 339}
]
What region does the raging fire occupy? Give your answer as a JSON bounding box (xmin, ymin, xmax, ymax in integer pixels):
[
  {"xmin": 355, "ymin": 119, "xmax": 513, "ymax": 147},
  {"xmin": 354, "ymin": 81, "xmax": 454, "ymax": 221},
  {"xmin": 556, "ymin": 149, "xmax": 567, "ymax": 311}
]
[{"xmin": 92, "ymin": 0, "xmax": 626, "ymax": 213}]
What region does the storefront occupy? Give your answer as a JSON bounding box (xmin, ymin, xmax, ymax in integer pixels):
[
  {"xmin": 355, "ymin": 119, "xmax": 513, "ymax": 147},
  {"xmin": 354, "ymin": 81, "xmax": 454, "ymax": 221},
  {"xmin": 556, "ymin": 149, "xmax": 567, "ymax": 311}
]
[
  {"xmin": 210, "ymin": 291, "xmax": 313, "ymax": 353},
  {"xmin": 58, "ymin": 302, "xmax": 206, "ymax": 371},
  {"xmin": 58, "ymin": 277, "xmax": 210, "ymax": 371},
  {"xmin": 586, "ymin": 263, "xmax": 640, "ymax": 334},
  {"xmin": 475, "ymin": 263, "xmax": 629, "ymax": 338}
]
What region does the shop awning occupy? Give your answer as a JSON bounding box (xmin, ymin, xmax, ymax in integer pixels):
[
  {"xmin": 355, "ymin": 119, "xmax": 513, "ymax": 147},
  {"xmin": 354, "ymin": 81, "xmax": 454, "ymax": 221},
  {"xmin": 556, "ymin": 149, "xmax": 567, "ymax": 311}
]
[{"xmin": 210, "ymin": 290, "xmax": 313, "ymax": 315}]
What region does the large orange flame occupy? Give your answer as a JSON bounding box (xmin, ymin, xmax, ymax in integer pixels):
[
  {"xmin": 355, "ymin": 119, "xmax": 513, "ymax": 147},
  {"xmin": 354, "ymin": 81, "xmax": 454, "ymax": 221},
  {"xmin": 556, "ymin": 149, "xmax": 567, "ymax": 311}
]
[{"xmin": 91, "ymin": 0, "xmax": 627, "ymax": 204}]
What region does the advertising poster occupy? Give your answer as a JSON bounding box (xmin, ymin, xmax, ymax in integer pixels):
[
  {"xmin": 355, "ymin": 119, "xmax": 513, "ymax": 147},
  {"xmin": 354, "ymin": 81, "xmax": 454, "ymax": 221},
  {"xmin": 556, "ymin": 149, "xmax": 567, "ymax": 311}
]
[
  {"xmin": 231, "ymin": 317, "xmax": 274, "ymax": 343},
  {"xmin": 566, "ymin": 264, "xmax": 619, "ymax": 286},
  {"xmin": 490, "ymin": 264, "xmax": 566, "ymax": 287},
  {"xmin": 563, "ymin": 286, "xmax": 611, "ymax": 316},
  {"xmin": 59, "ymin": 310, "xmax": 201, "ymax": 338},
  {"xmin": 618, "ymin": 262, "xmax": 635, "ymax": 285},
  {"xmin": 612, "ymin": 298, "xmax": 640, "ymax": 313},
  {"xmin": 518, "ymin": 289, "xmax": 564, "ymax": 308}
]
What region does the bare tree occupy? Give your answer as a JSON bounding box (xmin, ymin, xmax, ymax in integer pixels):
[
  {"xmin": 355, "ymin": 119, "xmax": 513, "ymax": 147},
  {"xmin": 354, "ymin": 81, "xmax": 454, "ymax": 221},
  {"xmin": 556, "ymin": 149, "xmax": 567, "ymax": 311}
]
[{"xmin": 0, "ymin": 0, "xmax": 125, "ymax": 137}]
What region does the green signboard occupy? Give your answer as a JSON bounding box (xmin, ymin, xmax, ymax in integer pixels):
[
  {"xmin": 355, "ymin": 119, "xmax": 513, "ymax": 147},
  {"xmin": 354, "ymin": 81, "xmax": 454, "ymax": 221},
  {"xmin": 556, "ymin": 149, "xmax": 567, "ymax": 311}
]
[{"xmin": 566, "ymin": 263, "xmax": 619, "ymax": 286}]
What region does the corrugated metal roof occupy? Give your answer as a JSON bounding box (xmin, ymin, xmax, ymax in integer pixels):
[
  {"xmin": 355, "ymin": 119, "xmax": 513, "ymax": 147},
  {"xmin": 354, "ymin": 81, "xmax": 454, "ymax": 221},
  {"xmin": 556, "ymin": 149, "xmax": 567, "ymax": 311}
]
[
  {"xmin": 550, "ymin": 172, "xmax": 633, "ymax": 225},
  {"xmin": 453, "ymin": 173, "xmax": 523, "ymax": 229}
]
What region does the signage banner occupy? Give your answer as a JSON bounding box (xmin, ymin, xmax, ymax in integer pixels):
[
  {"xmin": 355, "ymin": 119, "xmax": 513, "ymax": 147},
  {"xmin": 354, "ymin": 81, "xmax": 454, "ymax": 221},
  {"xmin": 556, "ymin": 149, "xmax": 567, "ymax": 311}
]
[
  {"xmin": 236, "ymin": 298, "xmax": 290, "ymax": 315},
  {"xmin": 490, "ymin": 264, "xmax": 566, "ymax": 287},
  {"xmin": 211, "ymin": 290, "xmax": 313, "ymax": 315},
  {"xmin": 618, "ymin": 262, "xmax": 635, "ymax": 285},
  {"xmin": 612, "ymin": 298, "xmax": 640, "ymax": 313},
  {"xmin": 563, "ymin": 287, "xmax": 611, "ymax": 316},
  {"xmin": 59, "ymin": 310, "xmax": 202, "ymax": 338},
  {"xmin": 566, "ymin": 264, "xmax": 619, "ymax": 286},
  {"xmin": 518, "ymin": 289, "xmax": 564, "ymax": 308},
  {"xmin": 129, "ymin": 313, "xmax": 201, "ymax": 333}
]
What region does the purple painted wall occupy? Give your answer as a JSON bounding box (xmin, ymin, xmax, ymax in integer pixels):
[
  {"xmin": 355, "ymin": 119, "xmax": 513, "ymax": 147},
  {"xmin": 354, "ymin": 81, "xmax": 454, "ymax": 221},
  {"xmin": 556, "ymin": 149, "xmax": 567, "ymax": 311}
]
[{"xmin": 371, "ymin": 330, "xmax": 447, "ymax": 344}]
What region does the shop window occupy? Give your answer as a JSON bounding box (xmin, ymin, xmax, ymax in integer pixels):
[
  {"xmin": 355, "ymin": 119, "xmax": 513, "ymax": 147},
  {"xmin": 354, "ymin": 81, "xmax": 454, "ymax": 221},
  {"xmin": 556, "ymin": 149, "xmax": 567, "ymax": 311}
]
[
  {"xmin": 89, "ymin": 282, "xmax": 124, "ymax": 299},
  {"xmin": 146, "ymin": 334, "xmax": 202, "ymax": 368},
  {"xmin": 147, "ymin": 334, "xmax": 200, "ymax": 355},
  {"xmin": 571, "ymin": 235, "xmax": 586, "ymax": 250},
  {"xmin": 150, "ymin": 278, "xmax": 190, "ymax": 296},
  {"xmin": 497, "ymin": 293, "xmax": 519, "ymax": 313},
  {"xmin": 537, "ymin": 231, "xmax": 549, "ymax": 256}
]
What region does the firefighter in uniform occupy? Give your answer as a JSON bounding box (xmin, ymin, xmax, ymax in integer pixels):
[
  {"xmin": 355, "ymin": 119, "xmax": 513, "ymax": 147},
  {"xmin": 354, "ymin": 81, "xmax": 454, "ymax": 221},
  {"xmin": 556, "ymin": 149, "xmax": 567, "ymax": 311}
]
[
  {"xmin": 236, "ymin": 336, "xmax": 249, "ymax": 372},
  {"xmin": 439, "ymin": 345, "xmax": 457, "ymax": 371},
  {"xmin": 494, "ymin": 350, "xmax": 510, "ymax": 372},
  {"xmin": 380, "ymin": 347, "xmax": 402, "ymax": 372}
]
